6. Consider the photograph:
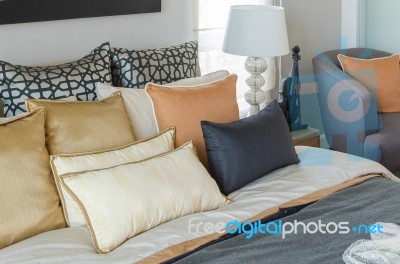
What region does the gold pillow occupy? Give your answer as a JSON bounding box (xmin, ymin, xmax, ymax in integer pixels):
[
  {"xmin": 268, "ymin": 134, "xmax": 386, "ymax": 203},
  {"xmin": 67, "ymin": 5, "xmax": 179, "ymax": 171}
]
[
  {"xmin": 58, "ymin": 141, "xmax": 228, "ymax": 254},
  {"xmin": 0, "ymin": 109, "xmax": 65, "ymax": 249},
  {"xmin": 146, "ymin": 74, "xmax": 240, "ymax": 168},
  {"xmin": 338, "ymin": 54, "xmax": 400, "ymax": 113},
  {"xmin": 26, "ymin": 92, "xmax": 135, "ymax": 155},
  {"xmin": 50, "ymin": 127, "xmax": 176, "ymax": 227}
]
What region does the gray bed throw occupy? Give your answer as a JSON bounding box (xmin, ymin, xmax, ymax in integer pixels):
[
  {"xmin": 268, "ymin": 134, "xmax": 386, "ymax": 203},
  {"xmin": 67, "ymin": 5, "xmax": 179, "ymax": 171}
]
[{"xmin": 176, "ymin": 177, "xmax": 400, "ymax": 264}]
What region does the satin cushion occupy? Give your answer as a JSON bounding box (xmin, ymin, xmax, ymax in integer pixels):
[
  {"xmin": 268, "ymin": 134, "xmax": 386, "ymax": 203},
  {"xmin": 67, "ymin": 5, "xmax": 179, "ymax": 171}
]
[
  {"xmin": 0, "ymin": 109, "xmax": 65, "ymax": 249},
  {"xmin": 25, "ymin": 91, "xmax": 135, "ymax": 155},
  {"xmin": 50, "ymin": 127, "xmax": 176, "ymax": 227},
  {"xmin": 201, "ymin": 100, "xmax": 300, "ymax": 195},
  {"xmin": 96, "ymin": 70, "xmax": 230, "ymax": 140},
  {"xmin": 146, "ymin": 74, "xmax": 240, "ymax": 168},
  {"xmin": 338, "ymin": 54, "xmax": 400, "ymax": 113},
  {"xmin": 57, "ymin": 141, "xmax": 227, "ymax": 253}
]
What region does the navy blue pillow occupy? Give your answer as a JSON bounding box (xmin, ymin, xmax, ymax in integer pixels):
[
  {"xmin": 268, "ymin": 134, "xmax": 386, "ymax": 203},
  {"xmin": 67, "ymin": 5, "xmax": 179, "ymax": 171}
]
[{"xmin": 201, "ymin": 100, "xmax": 299, "ymax": 195}]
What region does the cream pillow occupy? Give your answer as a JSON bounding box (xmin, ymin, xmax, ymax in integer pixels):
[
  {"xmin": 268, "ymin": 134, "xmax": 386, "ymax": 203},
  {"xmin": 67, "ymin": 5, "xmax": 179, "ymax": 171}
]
[
  {"xmin": 96, "ymin": 70, "xmax": 230, "ymax": 140},
  {"xmin": 0, "ymin": 109, "xmax": 65, "ymax": 249},
  {"xmin": 57, "ymin": 141, "xmax": 227, "ymax": 253},
  {"xmin": 51, "ymin": 127, "xmax": 176, "ymax": 227},
  {"xmin": 96, "ymin": 84, "xmax": 156, "ymax": 140},
  {"xmin": 169, "ymin": 70, "xmax": 230, "ymax": 86}
]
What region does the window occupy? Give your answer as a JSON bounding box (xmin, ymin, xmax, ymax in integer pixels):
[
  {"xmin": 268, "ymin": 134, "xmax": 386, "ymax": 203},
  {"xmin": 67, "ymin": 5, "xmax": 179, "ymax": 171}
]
[{"xmin": 194, "ymin": 0, "xmax": 274, "ymax": 99}]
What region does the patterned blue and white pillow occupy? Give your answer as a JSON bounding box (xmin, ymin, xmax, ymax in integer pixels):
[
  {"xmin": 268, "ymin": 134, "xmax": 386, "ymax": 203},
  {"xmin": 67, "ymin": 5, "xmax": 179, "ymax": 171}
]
[
  {"xmin": 0, "ymin": 42, "xmax": 112, "ymax": 117},
  {"xmin": 111, "ymin": 41, "xmax": 200, "ymax": 88}
]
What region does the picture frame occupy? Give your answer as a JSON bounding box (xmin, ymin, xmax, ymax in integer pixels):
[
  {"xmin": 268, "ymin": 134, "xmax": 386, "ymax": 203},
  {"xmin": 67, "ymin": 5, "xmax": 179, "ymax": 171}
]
[{"xmin": 0, "ymin": 0, "xmax": 162, "ymax": 25}]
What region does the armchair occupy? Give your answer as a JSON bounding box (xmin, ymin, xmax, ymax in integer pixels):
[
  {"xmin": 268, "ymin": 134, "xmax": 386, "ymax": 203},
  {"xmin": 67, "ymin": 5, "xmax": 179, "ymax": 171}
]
[{"xmin": 313, "ymin": 48, "xmax": 400, "ymax": 173}]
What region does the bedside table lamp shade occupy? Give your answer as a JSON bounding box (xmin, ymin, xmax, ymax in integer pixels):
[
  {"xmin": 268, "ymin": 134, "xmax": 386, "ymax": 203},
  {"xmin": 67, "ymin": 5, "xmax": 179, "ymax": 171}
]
[
  {"xmin": 223, "ymin": 5, "xmax": 289, "ymax": 115},
  {"xmin": 223, "ymin": 5, "xmax": 289, "ymax": 57}
]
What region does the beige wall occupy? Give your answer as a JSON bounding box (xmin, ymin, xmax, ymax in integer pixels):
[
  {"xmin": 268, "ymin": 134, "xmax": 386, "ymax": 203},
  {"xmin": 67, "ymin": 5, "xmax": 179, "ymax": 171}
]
[
  {"xmin": 0, "ymin": 0, "xmax": 193, "ymax": 65},
  {"xmin": 277, "ymin": 0, "xmax": 342, "ymax": 132},
  {"xmin": 281, "ymin": 0, "xmax": 341, "ymax": 91}
]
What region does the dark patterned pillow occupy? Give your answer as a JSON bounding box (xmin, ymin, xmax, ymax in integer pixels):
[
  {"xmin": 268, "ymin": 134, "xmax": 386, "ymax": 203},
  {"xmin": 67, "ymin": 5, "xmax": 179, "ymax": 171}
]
[
  {"xmin": 111, "ymin": 41, "xmax": 200, "ymax": 88},
  {"xmin": 0, "ymin": 42, "xmax": 112, "ymax": 117}
]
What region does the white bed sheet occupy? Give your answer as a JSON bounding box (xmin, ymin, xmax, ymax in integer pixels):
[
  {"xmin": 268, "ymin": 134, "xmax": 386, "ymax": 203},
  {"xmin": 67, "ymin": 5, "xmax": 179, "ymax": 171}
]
[{"xmin": 0, "ymin": 147, "xmax": 397, "ymax": 263}]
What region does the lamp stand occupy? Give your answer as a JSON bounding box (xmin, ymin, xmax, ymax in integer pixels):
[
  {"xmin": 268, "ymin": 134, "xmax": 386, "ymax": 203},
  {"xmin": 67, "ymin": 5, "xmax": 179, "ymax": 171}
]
[{"xmin": 244, "ymin": 57, "xmax": 267, "ymax": 116}]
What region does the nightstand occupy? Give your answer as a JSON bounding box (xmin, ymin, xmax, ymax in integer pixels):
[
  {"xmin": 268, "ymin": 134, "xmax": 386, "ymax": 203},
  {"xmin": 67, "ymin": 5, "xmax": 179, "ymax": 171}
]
[{"xmin": 291, "ymin": 128, "xmax": 320, "ymax": 147}]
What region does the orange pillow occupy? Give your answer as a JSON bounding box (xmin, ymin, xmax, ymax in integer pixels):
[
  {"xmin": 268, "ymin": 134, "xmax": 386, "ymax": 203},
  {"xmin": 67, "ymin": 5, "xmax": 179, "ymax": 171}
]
[
  {"xmin": 338, "ymin": 54, "xmax": 400, "ymax": 113},
  {"xmin": 146, "ymin": 74, "xmax": 240, "ymax": 168}
]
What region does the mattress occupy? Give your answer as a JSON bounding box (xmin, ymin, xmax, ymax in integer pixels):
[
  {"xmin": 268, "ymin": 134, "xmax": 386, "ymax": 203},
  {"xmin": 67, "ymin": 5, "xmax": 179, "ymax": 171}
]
[{"xmin": 0, "ymin": 146, "xmax": 396, "ymax": 263}]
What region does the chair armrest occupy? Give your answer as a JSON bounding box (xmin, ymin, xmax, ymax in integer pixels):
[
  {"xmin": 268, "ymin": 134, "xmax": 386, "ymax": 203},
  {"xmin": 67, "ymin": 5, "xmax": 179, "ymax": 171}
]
[{"xmin": 313, "ymin": 54, "xmax": 379, "ymax": 157}]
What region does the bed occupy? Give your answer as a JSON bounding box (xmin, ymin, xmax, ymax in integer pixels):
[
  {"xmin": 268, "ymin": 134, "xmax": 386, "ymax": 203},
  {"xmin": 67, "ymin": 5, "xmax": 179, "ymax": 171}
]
[
  {"xmin": 0, "ymin": 146, "xmax": 397, "ymax": 263},
  {"xmin": 1, "ymin": 41, "xmax": 399, "ymax": 264}
]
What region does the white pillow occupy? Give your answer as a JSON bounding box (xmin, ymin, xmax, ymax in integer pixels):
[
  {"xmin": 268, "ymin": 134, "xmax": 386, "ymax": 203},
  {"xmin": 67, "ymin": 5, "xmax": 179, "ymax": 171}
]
[
  {"xmin": 58, "ymin": 141, "xmax": 228, "ymax": 253},
  {"xmin": 96, "ymin": 70, "xmax": 230, "ymax": 140},
  {"xmin": 50, "ymin": 127, "xmax": 175, "ymax": 227},
  {"xmin": 169, "ymin": 70, "xmax": 230, "ymax": 86}
]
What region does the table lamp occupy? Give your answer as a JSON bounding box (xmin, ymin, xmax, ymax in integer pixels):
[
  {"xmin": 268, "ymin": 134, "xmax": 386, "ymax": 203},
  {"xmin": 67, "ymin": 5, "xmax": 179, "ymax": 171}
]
[{"xmin": 223, "ymin": 5, "xmax": 289, "ymax": 116}]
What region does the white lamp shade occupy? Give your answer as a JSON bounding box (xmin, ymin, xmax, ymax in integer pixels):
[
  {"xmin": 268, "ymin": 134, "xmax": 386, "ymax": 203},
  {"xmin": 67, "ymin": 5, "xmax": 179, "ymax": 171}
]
[{"xmin": 223, "ymin": 5, "xmax": 289, "ymax": 57}]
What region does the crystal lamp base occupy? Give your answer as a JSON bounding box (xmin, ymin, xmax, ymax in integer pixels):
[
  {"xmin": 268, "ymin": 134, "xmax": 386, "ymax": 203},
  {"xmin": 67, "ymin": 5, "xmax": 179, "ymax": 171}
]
[{"xmin": 244, "ymin": 57, "xmax": 267, "ymax": 116}]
